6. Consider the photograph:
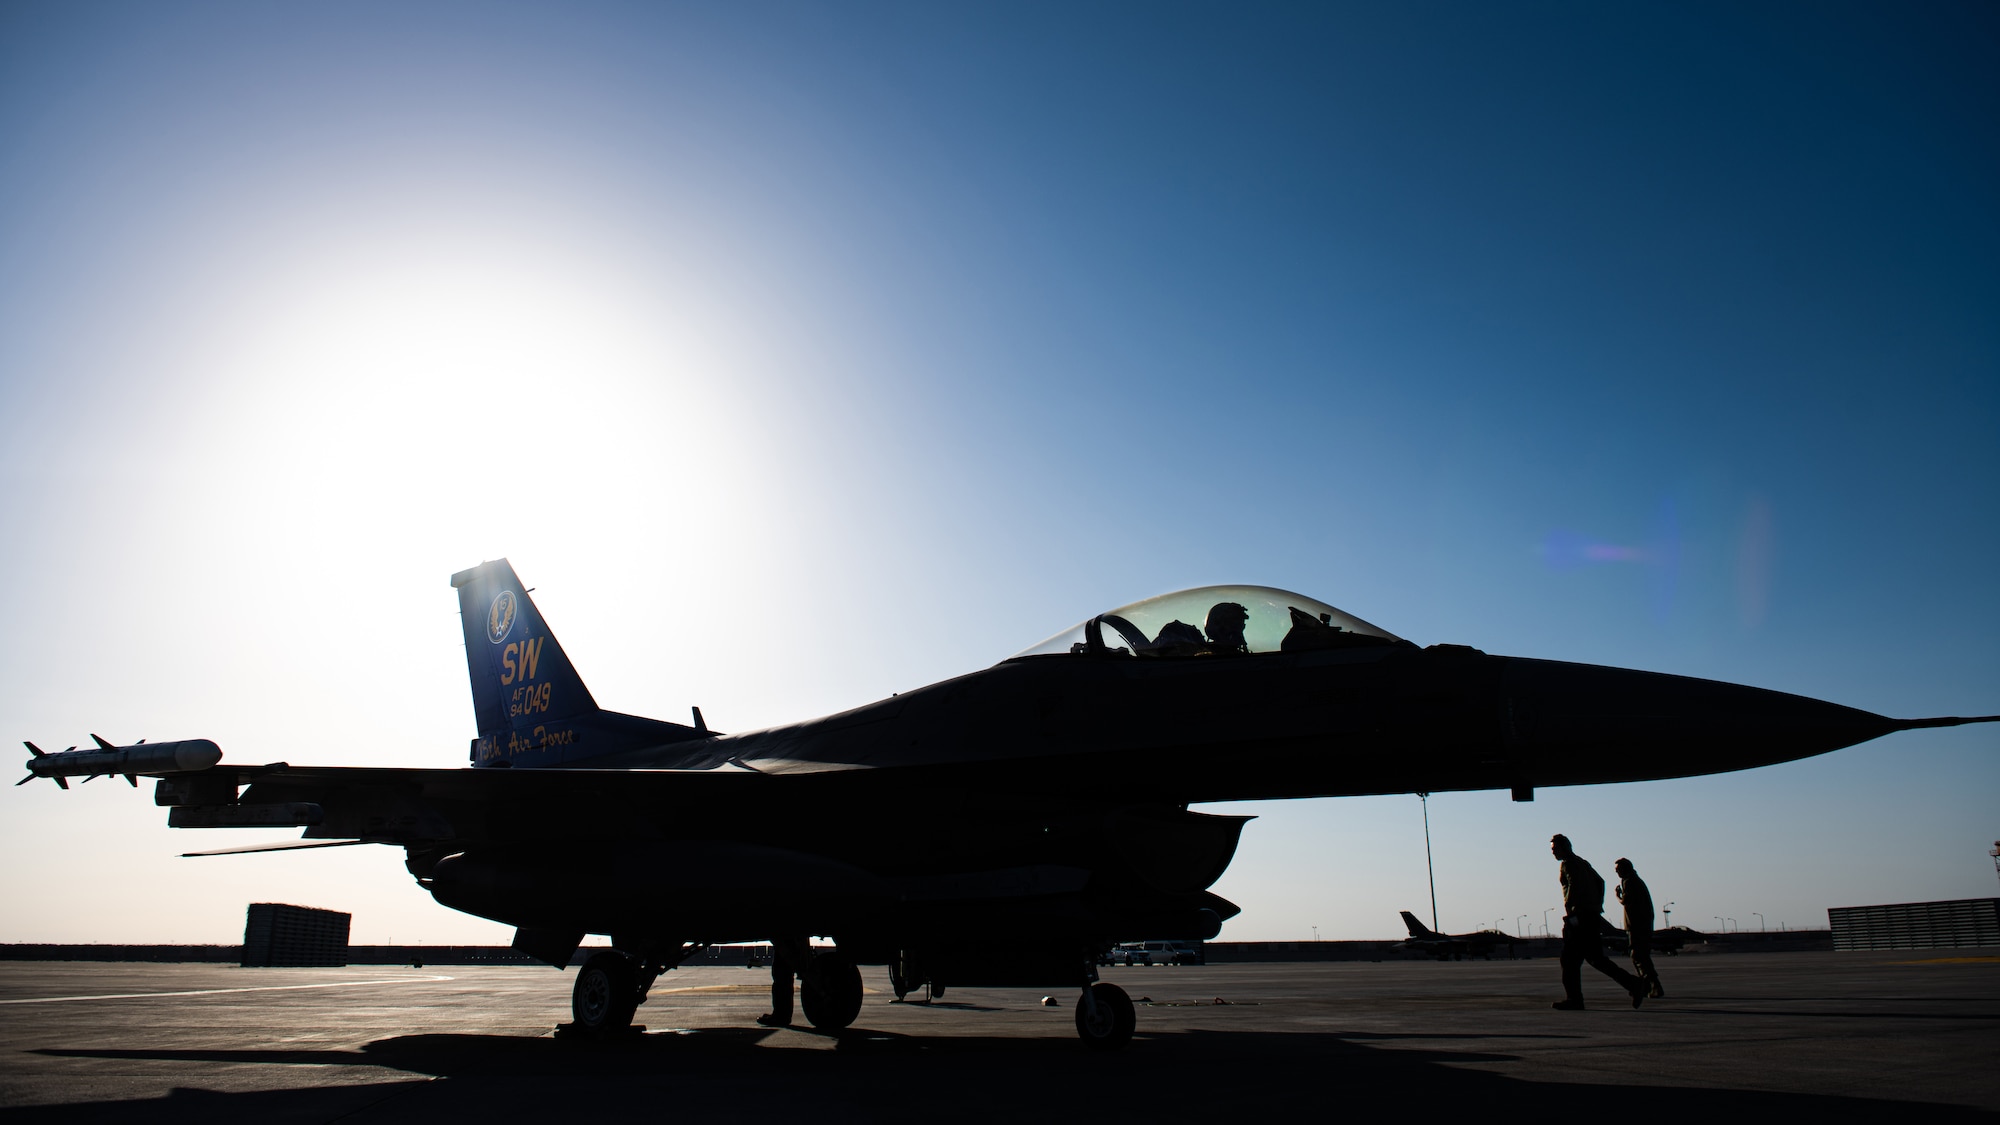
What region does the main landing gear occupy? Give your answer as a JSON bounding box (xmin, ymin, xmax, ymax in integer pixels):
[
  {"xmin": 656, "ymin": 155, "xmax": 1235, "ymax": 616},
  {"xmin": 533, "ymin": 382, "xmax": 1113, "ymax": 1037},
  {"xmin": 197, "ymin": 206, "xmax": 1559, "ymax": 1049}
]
[
  {"xmin": 571, "ymin": 950, "xmax": 651, "ymax": 1035},
  {"xmin": 1074, "ymin": 962, "xmax": 1135, "ymax": 1051},
  {"xmin": 800, "ymin": 950, "xmax": 865, "ymax": 1032},
  {"xmin": 889, "ymin": 950, "xmax": 945, "ymax": 1003},
  {"xmin": 569, "ymin": 942, "xmax": 691, "ymax": 1036},
  {"xmin": 568, "ymin": 943, "xmax": 1137, "ymax": 1047}
]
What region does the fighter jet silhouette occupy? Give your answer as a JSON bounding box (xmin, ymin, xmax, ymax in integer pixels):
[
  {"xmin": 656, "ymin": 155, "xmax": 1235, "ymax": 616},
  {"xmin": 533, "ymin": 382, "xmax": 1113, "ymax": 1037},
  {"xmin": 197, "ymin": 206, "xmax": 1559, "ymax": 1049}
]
[{"xmin": 24, "ymin": 559, "xmax": 1994, "ymax": 1049}]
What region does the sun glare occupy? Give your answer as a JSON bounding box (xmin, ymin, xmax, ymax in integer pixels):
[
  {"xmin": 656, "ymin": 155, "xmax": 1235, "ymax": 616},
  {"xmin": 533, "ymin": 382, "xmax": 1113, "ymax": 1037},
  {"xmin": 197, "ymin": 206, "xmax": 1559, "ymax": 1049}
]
[
  {"xmin": 167, "ymin": 225, "xmax": 792, "ymax": 576},
  {"xmin": 90, "ymin": 214, "xmax": 824, "ymax": 749}
]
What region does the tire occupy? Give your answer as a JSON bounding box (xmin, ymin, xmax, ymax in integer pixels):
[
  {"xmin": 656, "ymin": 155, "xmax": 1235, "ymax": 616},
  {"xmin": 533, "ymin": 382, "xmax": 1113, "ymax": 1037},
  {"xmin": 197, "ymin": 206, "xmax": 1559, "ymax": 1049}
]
[
  {"xmin": 572, "ymin": 951, "xmax": 640, "ymax": 1034},
  {"xmin": 801, "ymin": 951, "xmax": 864, "ymax": 1031},
  {"xmin": 1074, "ymin": 982, "xmax": 1136, "ymax": 1051}
]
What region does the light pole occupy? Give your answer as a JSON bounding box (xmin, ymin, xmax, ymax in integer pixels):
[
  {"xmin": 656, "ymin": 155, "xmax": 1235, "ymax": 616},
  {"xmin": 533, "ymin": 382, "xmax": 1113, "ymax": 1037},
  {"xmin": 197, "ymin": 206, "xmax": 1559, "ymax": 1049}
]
[
  {"xmin": 1753, "ymin": 912, "xmax": 1765, "ymax": 932},
  {"xmin": 1714, "ymin": 916, "xmax": 1725, "ymax": 932},
  {"xmin": 1544, "ymin": 907, "xmax": 1555, "ymax": 933},
  {"xmin": 1662, "ymin": 902, "xmax": 1674, "ymax": 929},
  {"xmin": 1419, "ymin": 793, "xmax": 1439, "ymax": 933},
  {"xmin": 1312, "ymin": 926, "xmax": 1319, "ymax": 942},
  {"xmin": 1727, "ymin": 917, "xmax": 1738, "ymax": 933},
  {"xmin": 1518, "ymin": 915, "xmax": 1528, "ymax": 938}
]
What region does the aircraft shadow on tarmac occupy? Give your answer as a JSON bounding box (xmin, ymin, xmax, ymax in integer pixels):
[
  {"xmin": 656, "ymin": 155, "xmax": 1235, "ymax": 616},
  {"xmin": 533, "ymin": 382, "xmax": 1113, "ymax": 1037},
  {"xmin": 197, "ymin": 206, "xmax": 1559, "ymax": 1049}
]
[
  {"xmin": 1682, "ymin": 1006, "xmax": 2000, "ymax": 1021},
  {"xmin": 21, "ymin": 1027, "xmax": 1995, "ymax": 1124},
  {"xmin": 885, "ymin": 999, "xmax": 1006, "ymax": 1012}
]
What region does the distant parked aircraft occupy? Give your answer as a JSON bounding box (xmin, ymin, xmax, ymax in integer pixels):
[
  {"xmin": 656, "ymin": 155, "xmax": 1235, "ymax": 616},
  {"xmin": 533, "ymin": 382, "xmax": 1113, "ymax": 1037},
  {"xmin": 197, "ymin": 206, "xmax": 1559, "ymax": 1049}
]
[{"xmin": 1397, "ymin": 912, "xmax": 1511, "ymax": 960}]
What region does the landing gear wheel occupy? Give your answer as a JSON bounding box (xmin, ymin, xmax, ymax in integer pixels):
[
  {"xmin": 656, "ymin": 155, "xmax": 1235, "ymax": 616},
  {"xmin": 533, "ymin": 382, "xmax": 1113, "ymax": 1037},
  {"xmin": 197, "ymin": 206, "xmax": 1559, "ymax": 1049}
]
[
  {"xmin": 1075, "ymin": 981, "xmax": 1135, "ymax": 1051},
  {"xmin": 801, "ymin": 952, "xmax": 864, "ymax": 1031},
  {"xmin": 572, "ymin": 951, "xmax": 640, "ymax": 1034}
]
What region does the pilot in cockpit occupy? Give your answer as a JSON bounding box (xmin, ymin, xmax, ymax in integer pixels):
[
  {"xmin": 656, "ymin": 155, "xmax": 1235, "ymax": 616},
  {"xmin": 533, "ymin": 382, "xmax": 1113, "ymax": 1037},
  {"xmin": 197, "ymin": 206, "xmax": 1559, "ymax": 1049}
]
[
  {"xmin": 1203, "ymin": 601, "xmax": 1249, "ymax": 653},
  {"xmin": 1149, "ymin": 601, "xmax": 1250, "ymax": 655}
]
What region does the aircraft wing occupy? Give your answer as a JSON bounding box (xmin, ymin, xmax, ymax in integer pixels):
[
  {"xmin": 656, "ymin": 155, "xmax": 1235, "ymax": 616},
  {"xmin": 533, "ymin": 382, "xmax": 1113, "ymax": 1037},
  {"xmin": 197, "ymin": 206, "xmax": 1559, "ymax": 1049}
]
[{"xmin": 163, "ymin": 761, "xmax": 851, "ymax": 852}]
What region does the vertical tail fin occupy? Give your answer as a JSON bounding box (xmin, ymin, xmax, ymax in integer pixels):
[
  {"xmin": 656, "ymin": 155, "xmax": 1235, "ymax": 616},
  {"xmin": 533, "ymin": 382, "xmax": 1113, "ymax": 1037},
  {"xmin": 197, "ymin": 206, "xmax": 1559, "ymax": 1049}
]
[
  {"xmin": 1399, "ymin": 910, "xmax": 1438, "ymax": 939},
  {"xmin": 452, "ymin": 559, "xmax": 599, "ymax": 748},
  {"xmin": 449, "ymin": 559, "xmax": 711, "ymax": 768}
]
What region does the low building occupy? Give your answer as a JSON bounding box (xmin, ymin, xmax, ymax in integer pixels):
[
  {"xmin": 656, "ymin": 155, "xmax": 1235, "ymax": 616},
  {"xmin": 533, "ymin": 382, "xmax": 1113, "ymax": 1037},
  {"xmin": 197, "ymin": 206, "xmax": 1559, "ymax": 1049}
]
[
  {"xmin": 1829, "ymin": 898, "xmax": 2000, "ymax": 951},
  {"xmin": 241, "ymin": 903, "xmax": 351, "ymax": 967}
]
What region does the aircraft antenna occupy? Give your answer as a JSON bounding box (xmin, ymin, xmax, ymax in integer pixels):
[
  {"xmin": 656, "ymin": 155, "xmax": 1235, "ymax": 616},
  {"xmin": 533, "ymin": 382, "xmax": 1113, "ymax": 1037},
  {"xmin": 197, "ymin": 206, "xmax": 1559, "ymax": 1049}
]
[{"xmin": 1419, "ymin": 792, "xmax": 1439, "ymax": 933}]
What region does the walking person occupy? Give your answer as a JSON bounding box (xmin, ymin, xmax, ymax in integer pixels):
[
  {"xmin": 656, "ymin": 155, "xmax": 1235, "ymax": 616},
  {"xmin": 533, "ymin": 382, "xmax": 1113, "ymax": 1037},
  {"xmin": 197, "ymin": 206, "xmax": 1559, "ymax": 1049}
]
[
  {"xmin": 756, "ymin": 936, "xmax": 813, "ymax": 1027},
  {"xmin": 1614, "ymin": 857, "xmax": 1666, "ymax": 999},
  {"xmin": 1550, "ymin": 834, "xmax": 1647, "ymax": 1010}
]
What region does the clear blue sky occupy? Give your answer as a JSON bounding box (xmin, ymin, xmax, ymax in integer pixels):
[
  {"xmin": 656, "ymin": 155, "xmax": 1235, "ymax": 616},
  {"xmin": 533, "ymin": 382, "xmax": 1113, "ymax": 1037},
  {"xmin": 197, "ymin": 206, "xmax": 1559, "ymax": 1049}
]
[{"xmin": 3, "ymin": 1, "xmax": 1994, "ymax": 944}]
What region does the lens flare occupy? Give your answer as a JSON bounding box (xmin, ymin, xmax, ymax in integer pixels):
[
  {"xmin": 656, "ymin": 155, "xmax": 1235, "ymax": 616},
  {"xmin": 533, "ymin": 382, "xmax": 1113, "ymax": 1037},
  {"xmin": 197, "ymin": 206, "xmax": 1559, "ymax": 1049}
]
[
  {"xmin": 1737, "ymin": 494, "xmax": 1774, "ymax": 629},
  {"xmin": 1540, "ymin": 496, "xmax": 1681, "ymax": 623}
]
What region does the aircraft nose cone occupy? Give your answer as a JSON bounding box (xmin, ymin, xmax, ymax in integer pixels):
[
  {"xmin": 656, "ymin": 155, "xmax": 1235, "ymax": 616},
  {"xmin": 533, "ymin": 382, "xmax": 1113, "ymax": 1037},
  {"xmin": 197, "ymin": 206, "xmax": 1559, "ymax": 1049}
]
[{"xmin": 1505, "ymin": 658, "xmax": 1897, "ymax": 786}]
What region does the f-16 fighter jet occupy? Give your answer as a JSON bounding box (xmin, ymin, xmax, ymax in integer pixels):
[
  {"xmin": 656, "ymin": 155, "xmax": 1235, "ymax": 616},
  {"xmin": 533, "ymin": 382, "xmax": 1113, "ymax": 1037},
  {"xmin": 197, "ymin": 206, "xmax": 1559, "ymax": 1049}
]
[
  {"xmin": 1396, "ymin": 912, "xmax": 1512, "ymax": 960},
  {"xmin": 22, "ymin": 560, "xmax": 1995, "ymax": 1049}
]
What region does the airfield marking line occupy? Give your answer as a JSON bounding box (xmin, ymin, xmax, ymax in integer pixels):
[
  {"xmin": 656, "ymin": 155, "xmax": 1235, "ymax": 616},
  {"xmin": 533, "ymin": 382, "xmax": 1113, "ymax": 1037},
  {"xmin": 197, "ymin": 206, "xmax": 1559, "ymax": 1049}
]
[
  {"xmin": 650, "ymin": 983, "xmax": 886, "ymax": 995},
  {"xmin": 1891, "ymin": 956, "xmax": 2000, "ymax": 965},
  {"xmin": 0, "ymin": 974, "xmax": 456, "ymax": 1004}
]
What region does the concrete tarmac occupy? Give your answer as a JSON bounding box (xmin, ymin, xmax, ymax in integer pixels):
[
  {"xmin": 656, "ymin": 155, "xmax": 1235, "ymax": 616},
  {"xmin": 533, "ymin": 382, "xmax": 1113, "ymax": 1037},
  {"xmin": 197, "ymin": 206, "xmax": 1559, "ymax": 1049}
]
[{"xmin": 1, "ymin": 952, "xmax": 1994, "ymax": 1122}]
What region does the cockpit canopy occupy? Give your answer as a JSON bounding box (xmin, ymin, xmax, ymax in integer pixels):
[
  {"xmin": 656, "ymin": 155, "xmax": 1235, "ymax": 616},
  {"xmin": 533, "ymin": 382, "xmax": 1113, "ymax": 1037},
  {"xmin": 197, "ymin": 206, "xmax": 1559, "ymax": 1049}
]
[{"xmin": 1010, "ymin": 585, "xmax": 1408, "ymax": 660}]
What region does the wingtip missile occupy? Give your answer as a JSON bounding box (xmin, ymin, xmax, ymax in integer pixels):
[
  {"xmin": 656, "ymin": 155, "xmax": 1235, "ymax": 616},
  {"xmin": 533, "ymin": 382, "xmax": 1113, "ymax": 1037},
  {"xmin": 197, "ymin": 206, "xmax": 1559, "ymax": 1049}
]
[{"xmin": 21, "ymin": 738, "xmax": 223, "ymax": 787}]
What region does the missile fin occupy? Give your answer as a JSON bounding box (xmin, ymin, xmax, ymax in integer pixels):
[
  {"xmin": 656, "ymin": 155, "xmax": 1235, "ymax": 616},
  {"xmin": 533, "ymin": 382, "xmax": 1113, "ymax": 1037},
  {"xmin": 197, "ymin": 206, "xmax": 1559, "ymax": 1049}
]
[
  {"xmin": 24, "ymin": 742, "xmax": 44, "ymax": 758},
  {"xmin": 125, "ymin": 774, "xmax": 137, "ymax": 787},
  {"xmin": 14, "ymin": 775, "xmax": 30, "ymax": 786},
  {"xmin": 53, "ymin": 776, "xmax": 67, "ymax": 790},
  {"xmin": 90, "ymin": 733, "xmax": 115, "ymax": 751}
]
